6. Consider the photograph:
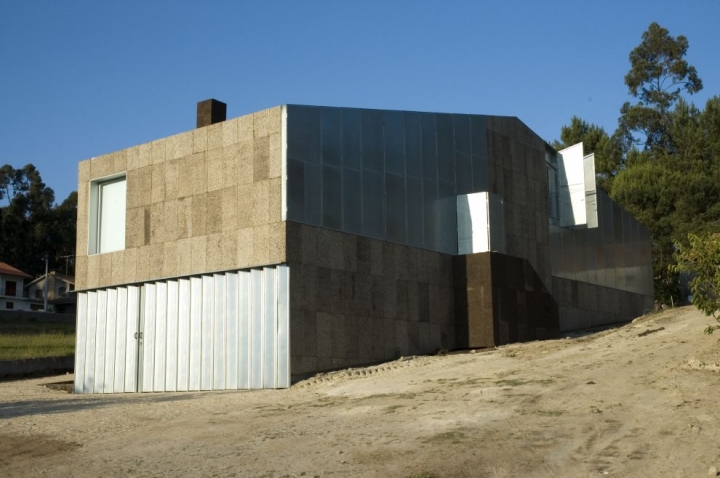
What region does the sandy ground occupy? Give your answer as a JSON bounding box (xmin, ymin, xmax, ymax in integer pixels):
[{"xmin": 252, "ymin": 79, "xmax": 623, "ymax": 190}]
[{"xmin": 1, "ymin": 306, "xmax": 720, "ymax": 478}]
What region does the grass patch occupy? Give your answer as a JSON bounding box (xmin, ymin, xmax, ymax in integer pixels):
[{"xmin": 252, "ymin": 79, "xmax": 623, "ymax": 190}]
[
  {"xmin": 534, "ymin": 409, "xmax": 565, "ymax": 417},
  {"xmin": 0, "ymin": 317, "xmax": 75, "ymax": 360}
]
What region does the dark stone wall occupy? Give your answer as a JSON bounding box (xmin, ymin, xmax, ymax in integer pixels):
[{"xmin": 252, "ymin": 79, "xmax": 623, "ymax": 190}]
[
  {"xmin": 552, "ymin": 276, "xmax": 654, "ymax": 331},
  {"xmin": 454, "ymin": 252, "xmax": 559, "ymax": 348},
  {"xmin": 286, "ymin": 222, "xmax": 456, "ymax": 375},
  {"xmin": 485, "ymin": 117, "xmax": 553, "ymax": 291}
]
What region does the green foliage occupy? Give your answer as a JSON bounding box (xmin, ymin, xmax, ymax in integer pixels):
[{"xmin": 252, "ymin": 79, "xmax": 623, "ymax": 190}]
[
  {"xmin": 618, "ymin": 22, "xmax": 703, "ymax": 155},
  {"xmin": 672, "ymin": 233, "xmax": 720, "ymax": 333},
  {"xmin": 0, "ymin": 164, "xmax": 77, "ymax": 276},
  {"xmin": 557, "ymin": 23, "xmax": 719, "ymax": 303}
]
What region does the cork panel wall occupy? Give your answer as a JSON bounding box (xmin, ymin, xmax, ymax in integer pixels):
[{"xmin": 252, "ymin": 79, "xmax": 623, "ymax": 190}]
[
  {"xmin": 76, "ymin": 106, "xmax": 284, "ymax": 290},
  {"xmin": 552, "ymin": 276, "xmax": 654, "ymax": 332},
  {"xmin": 285, "ymin": 222, "xmax": 456, "ymax": 376},
  {"xmin": 485, "ymin": 116, "xmax": 552, "ymax": 291},
  {"xmin": 454, "ymin": 252, "xmax": 559, "ymax": 348}
]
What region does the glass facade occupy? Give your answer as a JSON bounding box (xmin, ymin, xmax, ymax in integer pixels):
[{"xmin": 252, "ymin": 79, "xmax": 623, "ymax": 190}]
[{"xmin": 286, "ymin": 105, "xmax": 490, "ymax": 255}]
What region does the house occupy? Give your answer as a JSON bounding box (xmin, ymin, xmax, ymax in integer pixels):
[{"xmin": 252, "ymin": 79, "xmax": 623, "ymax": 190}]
[
  {"xmin": 0, "ymin": 262, "xmax": 33, "ymax": 310},
  {"xmin": 25, "ymin": 272, "xmax": 77, "ymax": 314},
  {"xmin": 73, "ymin": 101, "xmax": 653, "ymax": 394}
]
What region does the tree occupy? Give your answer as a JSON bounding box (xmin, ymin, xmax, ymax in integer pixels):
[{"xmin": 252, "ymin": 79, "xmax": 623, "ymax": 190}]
[
  {"xmin": 672, "ymin": 233, "xmax": 720, "ymax": 333},
  {"xmin": 0, "ymin": 164, "xmax": 76, "ymax": 276},
  {"xmin": 617, "ymin": 22, "xmax": 703, "ymax": 156}
]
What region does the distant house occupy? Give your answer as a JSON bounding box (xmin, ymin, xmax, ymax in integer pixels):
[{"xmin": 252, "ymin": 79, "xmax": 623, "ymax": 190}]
[
  {"xmin": 0, "ymin": 262, "xmax": 33, "ymax": 310},
  {"xmin": 25, "ymin": 272, "xmax": 77, "ymax": 314}
]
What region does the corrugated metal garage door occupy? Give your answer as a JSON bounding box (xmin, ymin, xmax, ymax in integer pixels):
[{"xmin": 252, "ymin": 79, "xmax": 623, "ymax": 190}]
[{"xmin": 74, "ymin": 265, "xmax": 289, "ymax": 393}]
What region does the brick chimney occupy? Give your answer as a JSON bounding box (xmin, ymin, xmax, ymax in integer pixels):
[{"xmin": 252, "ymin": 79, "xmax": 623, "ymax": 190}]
[{"xmin": 196, "ymin": 99, "xmax": 227, "ymax": 128}]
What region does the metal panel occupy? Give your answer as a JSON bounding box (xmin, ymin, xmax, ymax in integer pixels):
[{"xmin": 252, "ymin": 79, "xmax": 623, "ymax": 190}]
[
  {"xmin": 74, "ymin": 293, "xmax": 88, "ymax": 393},
  {"xmin": 103, "ymin": 288, "xmax": 117, "ymax": 393},
  {"xmin": 225, "ymin": 272, "xmax": 238, "ymax": 389},
  {"xmin": 93, "ymin": 290, "xmax": 107, "ymax": 394},
  {"xmin": 238, "ymin": 270, "xmax": 251, "ymax": 389},
  {"xmin": 213, "ymin": 273, "xmax": 226, "ymax": 390},
  {"xmin": 176, "ymin": 278, "xmax": 190, "ymax": 391},
  {"xmin": 404, "ymin": 113, "xmax": 422, "ymax": 178},
  {"xmin": 114, "ymin": 288, "xmax": 127, "ymax": 393},
  {"xmin": 421, "ymin": 113, "xmax": 438, "ymax": 180},
  {"xmin": 262, "ymin": 267, "xmax": 277, "ymax": 388},
  {"xmin": 361, "ymin": 109, "xmax": 384, "ymax": 173},
  {"xmin": 125, "ymin": 286, "xmax": 140, "ymax": 393},
  {"xmin": 287, "ymin": 105, "xmax": 320, "ymax": 164},
  {"xmin": 322, "ymin": 165, "xmax": 342, "ymax": 230},
  {"xmin": 342, "ymin": 109, "xmax": 362, "ymax": 170},
  {"xmin": 321, "ymin": 107, "xmax": 342, "ymax": 167},
  {"xmin": 153, "ymin": 281, "xmax": 167, "ymax": 391},
  {"xmin": 342, "ymin": 168, "xmax": 362, "ymax": 234},
  {"xmin": 84, "ymin": 291, "xmax": 97, "ymax": 393},
  {"xmin": 384, "ymin": 110, "xmax": 405, "ymax": 176},
  {"xmin": 362, "ymin": 171, "xmax": 385, "ymax": 239},
  {"xmin": 250, "ymin": 268, "xmax": 263, "ymax": 388},
  {"xmin": 436, "ymin": 114, "xmax": 455, "ymax": 183},
  {"xmin": 188, "ymin": 277, "xmax": 202, "ymax": 391},
  {"xmin": 141, "ymin": 284, "xmax": 155, "ymax": 392},
  {"xmin": 277, "ymin": 265, "xmax": 290, "ymax": 388},
  {"xmin": 406, "ymin": 176, "xmax": 424, "ymax": 248},
  {"xmin": 302, "ymin": 162, "xmax": 322, "ymax": 226},
  {"xmin": 385, "ymin": 173, "xmax": 407, "ymax": 243},
  {"xmin": 286, "ymin": 158, "xmax": 305, "ymax": 223},
  {"xmin": 201, "ymin": 275, "xmax": 214, "ymax": 391},
  {"xmin": 75, "ymin": 265, "xmax": 291, "ymax": 394},
  {"xmin": 165, "ymin": 280, "xmax": 179, "ymax": 392}
]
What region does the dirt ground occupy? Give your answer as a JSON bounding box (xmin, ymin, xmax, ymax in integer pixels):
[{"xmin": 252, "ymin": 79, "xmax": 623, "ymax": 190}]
[{"xmin": 1, "ymin": 306, "xmax": 719, "ymax": 478}]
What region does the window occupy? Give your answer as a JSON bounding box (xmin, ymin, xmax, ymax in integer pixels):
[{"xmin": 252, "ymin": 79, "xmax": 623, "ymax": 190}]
[
  {"xmin": 35, "ymin": 289, "xmax": 43, "ymax": 299},
  {"xmin": 5, "ymin": 301, "xmax": 13, "ymax": 309},
  {"xmin": 89, "ymin": 174, "xmax": 126, "ymax": 254},
  {"xmin": 5, "ymin": 280, "xmax": 16, "ymax": 297}
]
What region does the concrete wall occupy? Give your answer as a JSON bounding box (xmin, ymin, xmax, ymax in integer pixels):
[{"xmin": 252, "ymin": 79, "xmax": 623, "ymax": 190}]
[
  {"xmin": 286, "ymin": 222, "xmax": 456, "ymax": 375},
  {"xmin": 76, "ymin": 107, "xmax": 285, "ymax": 291}
]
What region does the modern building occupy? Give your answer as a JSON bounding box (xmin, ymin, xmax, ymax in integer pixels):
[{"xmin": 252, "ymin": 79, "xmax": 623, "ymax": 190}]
[
  {"xmin": 0, "ymin": 262, "xmax": 33, "ymax": 310},
  {"xmin": 73, "ymin": 102, "xmax": 653, "ymax": 394}
]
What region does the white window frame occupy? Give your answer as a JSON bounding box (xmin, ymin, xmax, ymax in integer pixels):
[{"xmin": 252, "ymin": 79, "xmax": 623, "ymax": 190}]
[{"xmin": 89, "ymin": 173, "xmax": 127, "ymax": 255}]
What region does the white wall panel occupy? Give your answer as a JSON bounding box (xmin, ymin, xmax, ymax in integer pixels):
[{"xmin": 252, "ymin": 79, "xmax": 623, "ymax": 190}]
[
  {"xmin": 201, "ymin": 275, "xmax": 214, "ymax": 391},
  {"xmin": 176, "ymin": 278, "xmax": 191, "ymax": 391},
  {"xmin": 75, "ymin": 285, "xmax": 141, "ymax": 394},
  {"xmin": 165, "ymin": 280, "xmax": 179, "ymax": 392},
  {"xmin": 114, "ymin": 288, "xmax": 127, "ymax": 393},
  {"xmin": 75, "ymin": 265, "xmax": 291, "ymax": 394},
  {"xmin": 225, "ymin": 272, "xmax": 238, "ymax": 389},
  {"xmin": 213, "ymin": 274, "xmax": 226, "ymax": 390},
  {"xmin": 188, "ymin": 277, "xmax": 202, "ymax": 391},
  {"xmin": 103, "ymin": 289, "xmax": 117, "ymax": 393},
  {"xmin": 140, "ymin": 284, "xmax": 156, "ymax": 393},
  {"xmin": 125, "ymin": 286, "xmax": 140, "ymax": 393},
  {"xmin": 153, "ymin": 282, "xmax": 167, "ymax": 391}
]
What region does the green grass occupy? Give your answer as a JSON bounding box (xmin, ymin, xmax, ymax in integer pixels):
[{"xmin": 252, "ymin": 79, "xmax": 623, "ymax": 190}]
[{"xmin": 0, "ymin": 317, "xmax": 75, "ymax": 360}]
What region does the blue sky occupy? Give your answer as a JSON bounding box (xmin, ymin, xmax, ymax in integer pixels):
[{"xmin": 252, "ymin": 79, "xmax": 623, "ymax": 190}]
[{"xmin": 1, "ymin": 1, "xmax": 719, "ymax": 203}]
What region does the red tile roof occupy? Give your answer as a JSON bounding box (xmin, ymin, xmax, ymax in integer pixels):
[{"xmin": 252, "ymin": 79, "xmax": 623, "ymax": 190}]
[{"xmin": 0, "ymin": 262, "xmax": 32, "ymax": 278}]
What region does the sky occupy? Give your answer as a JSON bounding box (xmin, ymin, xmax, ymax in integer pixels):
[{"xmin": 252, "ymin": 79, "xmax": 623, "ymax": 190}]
[{"xmin": 1, "ymin": 1, "xmax": 719, "ymax": 203}]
